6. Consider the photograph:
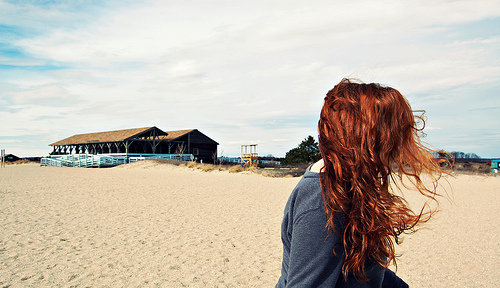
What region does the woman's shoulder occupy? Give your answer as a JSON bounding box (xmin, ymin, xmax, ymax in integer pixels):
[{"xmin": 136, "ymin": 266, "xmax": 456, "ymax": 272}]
[
  {"xmin": 309, "ymin": 159, "xmax": 324, "ymax": 173},
  {"xmin": 286, "ymin": 165, "xmax": 324, "ymax": 220}
]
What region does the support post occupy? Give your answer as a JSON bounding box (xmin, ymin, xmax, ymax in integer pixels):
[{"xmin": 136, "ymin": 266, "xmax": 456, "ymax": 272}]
[
  {"xmin": 1, "ymin": 149, "xmax": 5, "ymax": 168},
  {"xmin": 151, "ymin": 138, "xmax": 156, "ymax": 154},
  {"xmin": 125, "ymin": 140, "xmax": 131, "ymax": 155}
]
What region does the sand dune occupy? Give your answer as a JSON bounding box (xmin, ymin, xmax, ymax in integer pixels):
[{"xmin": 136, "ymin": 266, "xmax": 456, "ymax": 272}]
[{"xmin": 0, "ymin": 162, "xmax": 498, "ymax": 287}]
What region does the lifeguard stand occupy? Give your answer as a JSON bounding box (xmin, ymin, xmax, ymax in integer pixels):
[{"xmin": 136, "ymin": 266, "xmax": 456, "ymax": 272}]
[{"xmin": 241, "ymin": 144, "xmax": 258, "ymax": 167}]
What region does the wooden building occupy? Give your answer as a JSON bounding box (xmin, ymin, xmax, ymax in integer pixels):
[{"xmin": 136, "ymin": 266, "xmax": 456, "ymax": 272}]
[
  {"xmin": 4, "ymin": 154, "xmax": 21, "ymax": 162},
  {"xmin": 50, "ymin": 127, "xmax": 219, "ymax": 163}
]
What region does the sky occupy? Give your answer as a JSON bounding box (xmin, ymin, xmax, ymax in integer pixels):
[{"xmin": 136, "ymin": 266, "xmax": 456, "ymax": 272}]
[{"xmin": 0, "ymin": 0, "xmax": 499, "ymax": 158}]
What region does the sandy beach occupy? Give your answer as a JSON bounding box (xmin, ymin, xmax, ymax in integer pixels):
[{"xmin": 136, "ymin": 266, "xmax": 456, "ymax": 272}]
[{"xmin": 1, "ymin": 162, "xmax": 498, "ymax": 287}]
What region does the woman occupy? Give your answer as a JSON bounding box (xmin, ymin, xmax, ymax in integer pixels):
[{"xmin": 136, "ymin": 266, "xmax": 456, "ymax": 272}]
[{"xmin": 276, "ymin": 79, "xmax": 449, "ymax": 287}]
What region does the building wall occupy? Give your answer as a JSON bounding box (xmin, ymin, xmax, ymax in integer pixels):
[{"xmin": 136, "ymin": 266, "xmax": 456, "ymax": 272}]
[
  {"xmin": 49, "ymin": 130, "xmax": 218, "ymax": 162},
  {"xmin": 173, "ymin": 131, "xmax": 218, "ymax": 163},
  {"xmin": 190, "ymin": 143, "xmax": 217, "ymax": 163}
]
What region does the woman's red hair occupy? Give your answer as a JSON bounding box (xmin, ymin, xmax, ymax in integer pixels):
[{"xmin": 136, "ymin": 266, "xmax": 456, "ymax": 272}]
[{"xmin": 318, "ymin": 79, "xmax": 450, "ymax": 281}]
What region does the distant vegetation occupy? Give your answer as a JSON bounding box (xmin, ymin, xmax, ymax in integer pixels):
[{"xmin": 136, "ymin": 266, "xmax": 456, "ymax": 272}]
[
  {"xmin": 450, "ymin": 151, "xmax": 480, "ymax": 159},
  {"xmin": 282, "ymin": 136, "xmax": 321, "ymax": 165},
  {"xmin": 435, "ymin": 150, "xmax": 481, "ymax": 160},
  {"xmin": 435, "ymin": 150, "xmax": 491, "ymax": 174},
  {"xmin": 136, "ymin": 159, "xmax": 302, "ymax": 177}
]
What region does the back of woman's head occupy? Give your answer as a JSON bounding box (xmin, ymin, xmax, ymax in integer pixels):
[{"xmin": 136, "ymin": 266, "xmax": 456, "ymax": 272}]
[{"xmin": 318, "ymin": 78, "xmax": 449, "ymax": 281}]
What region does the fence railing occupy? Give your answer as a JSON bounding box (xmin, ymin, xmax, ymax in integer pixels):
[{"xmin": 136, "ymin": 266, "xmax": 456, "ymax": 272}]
[{"xmin": 40, "ymin": 153, "xmax": 194, "ymax": 168}]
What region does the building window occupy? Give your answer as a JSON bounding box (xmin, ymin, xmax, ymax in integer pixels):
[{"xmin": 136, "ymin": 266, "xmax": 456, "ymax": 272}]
[{"xmin": 193, "ymin": 148, "xmax": 199, "ymax": 155}]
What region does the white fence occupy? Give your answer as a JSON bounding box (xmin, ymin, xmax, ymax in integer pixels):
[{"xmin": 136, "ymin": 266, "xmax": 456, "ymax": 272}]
[{"xmin": 41, "ymin": 153, "xmax": 194, "ymax": 168}]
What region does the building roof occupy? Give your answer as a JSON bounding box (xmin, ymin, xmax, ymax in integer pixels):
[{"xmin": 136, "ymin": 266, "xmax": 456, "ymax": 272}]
[
  {"xmin": 159, "ymin": 129, "xmax": 219, "ymax": 145},
  {"xmin": 49, "ymin": 127, "xmax": 215, "ymax": 146},
  {"xmin": 50, "ymin": 127, "xmax": 159, "ymax": 146},
  {"xmin": 158, "ymin": 129, "xmax": 195, "ymax": 141}
]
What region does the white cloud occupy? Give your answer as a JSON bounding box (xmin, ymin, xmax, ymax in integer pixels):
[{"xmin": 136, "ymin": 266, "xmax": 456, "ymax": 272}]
[
  {"xmin": 9, "ymin": 84, "xmax": 77, "ymax": 105},
  {"xmin": 2, "ymin": 0, "xmax": 500, "ymax": 156},
  {"xmin": 15, "ymin": 1, "xmax": 500, "ymax": 64}
]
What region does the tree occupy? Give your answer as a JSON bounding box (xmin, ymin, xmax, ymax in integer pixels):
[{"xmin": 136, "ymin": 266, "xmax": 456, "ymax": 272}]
[
  {"xmin": 450, "ymin": 151, "xmax": 481, "ymax": 159},
  {"xmin": 464, "ymin": 152, "xmax": 480, "ymax": 159},
  {"xmin": 175, "ymin": 143, "xmax": 186, "ymax": 154},
  {"xmin": 282, "ymin": 136, "xmax": 321, "ymax": 165},
  {"xmin": 450, "ymin": 151, "xmax": 465, "ymax": 159}
]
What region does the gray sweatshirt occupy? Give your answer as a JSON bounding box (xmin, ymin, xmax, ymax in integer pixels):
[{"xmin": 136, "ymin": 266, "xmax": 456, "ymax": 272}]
[{"xmin": 276, "ymin": 167, "xmax": 408, "ymax": 287}]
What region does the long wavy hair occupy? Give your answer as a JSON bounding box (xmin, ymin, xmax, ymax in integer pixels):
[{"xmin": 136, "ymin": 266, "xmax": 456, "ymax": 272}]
[{"xmin": 318, "ymin": 79, "xmax": 450, "ymax": 281}]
